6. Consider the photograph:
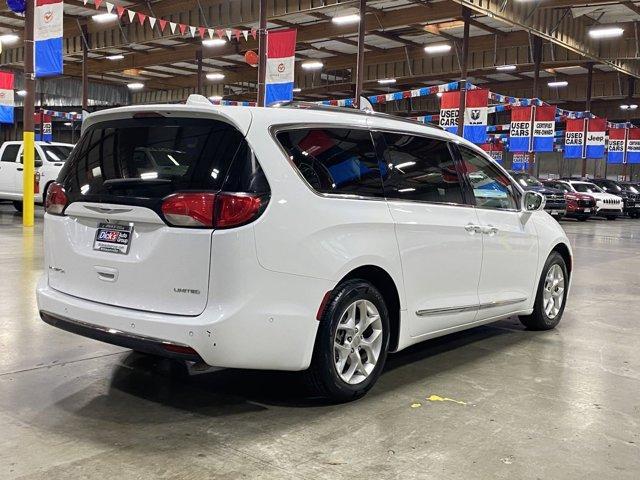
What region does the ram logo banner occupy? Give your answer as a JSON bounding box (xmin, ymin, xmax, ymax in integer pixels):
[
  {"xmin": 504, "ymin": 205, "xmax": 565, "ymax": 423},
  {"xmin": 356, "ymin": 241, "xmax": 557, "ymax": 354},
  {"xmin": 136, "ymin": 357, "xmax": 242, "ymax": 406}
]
[
  {"xmin": 0, "ymin": 71, "xmax": 15, "ymax": 124},
  {"xmin": 463, "ymin": 89, "xmax": 488, "ymax": 143},
  {"xmin": 627, "ymin": 128, "xmax": 640, "ymax": 164},
  {"xmin": 532, "ymin": 106, "xmax": 556, "ymax": 152},
  {"xmin": 265, "ymin": 29, "xmax": 297, "ymax": 105},
  {"xmin": 439, "ymin": 91, "xmax": 460, "ymax": 134},
  {"xmin": 509, "ymin": 106, "xmax": 533, "ymax": 152},
  {"xmin": 564, "ymin": 119, "xmax": 586, "ymax": 159},
  {"xmin": 35, "ymin": 0, "xmax": 63, "ymax": 77},
  {"xmin": 586, "ymin": 118, "xmax": 606, "ymax": 159},
  {"xmin": 607, "ymin": 128, "xmax": 626, "ymax": 164}
]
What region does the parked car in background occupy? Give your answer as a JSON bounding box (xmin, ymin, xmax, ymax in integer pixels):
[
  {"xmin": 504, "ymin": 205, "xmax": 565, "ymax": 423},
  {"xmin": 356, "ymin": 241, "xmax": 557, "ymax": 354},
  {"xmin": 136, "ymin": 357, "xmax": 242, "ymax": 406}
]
[
  {"xmin": 509, "ymin": 171, "xmax": 567, "ymax": 220},
  {"xmin": 0, "ymin": 141, "xmax": 75, "ymax": 211},
  {"xmin": 543, "ymin": 180, "xmax": 596, "ymax": 221},
  {"xmin": 37, "ymin": 97, "xmax": 573, "ymax": 401},
  {"xmin": 588, "ymin": 178, "xmax": 640, "ymax": 218},
  {"xmin": 559, "ymin": 179, "xmax": 623, "ymax": 220}
]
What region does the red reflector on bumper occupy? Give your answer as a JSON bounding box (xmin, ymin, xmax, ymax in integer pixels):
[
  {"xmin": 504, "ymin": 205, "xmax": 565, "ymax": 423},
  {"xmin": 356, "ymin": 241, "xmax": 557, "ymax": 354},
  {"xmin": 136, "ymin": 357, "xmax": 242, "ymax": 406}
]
[{"xmin": 161, "ymin": 343, "xmax": 198, "ymax": 355}]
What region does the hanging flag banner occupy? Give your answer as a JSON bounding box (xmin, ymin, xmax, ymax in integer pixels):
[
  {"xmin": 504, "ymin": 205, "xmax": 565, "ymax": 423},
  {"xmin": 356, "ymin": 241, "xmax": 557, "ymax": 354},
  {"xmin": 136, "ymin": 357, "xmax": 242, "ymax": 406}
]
[
  {"xmin": 265, "ymin": 29, "xmax": 297, "ymax": 105},
  {"xmin": 35, "ymin": 114, "xmax": 53, "ymax": 141},
  {"xmin": 34, "ymin": 0, "xmax": 64, "ymax": 77},
  {"xmin": 607, "ymin": 128, "xmax": 626, "ymax": 164},
  {"xmin": 532, "ymin": 105, "xmax": 556, "ymax": 152},
  {"xmin": 463, "ymin": 88, "xmax": 489, "ymax": 144},
  {"xmin": 479, "ymin": 141, "xmax": 503, "ymax": 163},
  {"xmin": 511, "ymin": 152, "xmax": 529, "ymax": 171},
  {"xmin": 509, "ymin": 106, "xmax": 533, "ymax": 152},
  {"xmin": 627, "ymin": 128, "xmax": 640, "ymax": 164},
  {"xmin": 564, "ymin": 119, "xmax": 586, "ymax": 159},
  {"xmin": 0, "ymin": 71, "xmax": 15, "ymax": 124},
  {"xmin": 439, "ymin": 91, "xmax": 460, "ymax": 134},
  {"xmin": 586, "ymin": 118, "xmax": 606, "ymax": 159}
]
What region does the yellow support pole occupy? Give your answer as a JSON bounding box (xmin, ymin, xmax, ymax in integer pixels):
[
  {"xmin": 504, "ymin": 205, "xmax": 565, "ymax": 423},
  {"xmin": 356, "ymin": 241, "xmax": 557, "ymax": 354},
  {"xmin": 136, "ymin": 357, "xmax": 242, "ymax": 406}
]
[{"xmin": 22, "ymin": 131, "xmax": 35, "ymax": 227}]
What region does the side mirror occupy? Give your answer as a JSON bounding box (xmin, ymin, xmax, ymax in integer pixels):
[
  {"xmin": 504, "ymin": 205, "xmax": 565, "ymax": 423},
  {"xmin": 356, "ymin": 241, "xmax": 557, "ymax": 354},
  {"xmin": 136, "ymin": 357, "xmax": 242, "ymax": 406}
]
[
  {"xmin": 35, "ymin": 159, "xmax": 43, "ymax": 168},
  {"xmin": 522, "ymin": 191, "xmax": 546, "ymax": 212}
]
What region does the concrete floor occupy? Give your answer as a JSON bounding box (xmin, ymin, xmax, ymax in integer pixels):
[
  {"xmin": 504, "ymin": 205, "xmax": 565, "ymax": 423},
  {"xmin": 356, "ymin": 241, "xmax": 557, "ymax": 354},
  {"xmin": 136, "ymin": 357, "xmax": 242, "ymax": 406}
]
[{"xmin": 1, "ymin": 203, "xmax": 638, "ymax": 480}]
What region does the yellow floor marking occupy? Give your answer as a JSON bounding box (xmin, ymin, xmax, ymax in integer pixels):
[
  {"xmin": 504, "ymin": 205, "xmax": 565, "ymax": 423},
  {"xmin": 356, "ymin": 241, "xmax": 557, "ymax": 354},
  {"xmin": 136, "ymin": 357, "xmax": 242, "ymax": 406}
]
[
  {"xmin": 410, "ymin": 403, "xmax": 422, "ymax": 408},
  {"xmin": 426, "ymin": 394, "xmax": 467, "ymax": 405}
]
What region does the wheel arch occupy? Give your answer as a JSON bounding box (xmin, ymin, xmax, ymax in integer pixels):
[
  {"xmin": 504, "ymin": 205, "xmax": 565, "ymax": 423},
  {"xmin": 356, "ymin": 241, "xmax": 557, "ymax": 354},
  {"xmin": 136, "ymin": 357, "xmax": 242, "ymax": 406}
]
[
  {"xmin": 336, "ymin": 265, "xmax": 402, "ymax": 352},
  {"xmin": 550, "ymin": 242, "xmax": 572, "ymax": 275}
]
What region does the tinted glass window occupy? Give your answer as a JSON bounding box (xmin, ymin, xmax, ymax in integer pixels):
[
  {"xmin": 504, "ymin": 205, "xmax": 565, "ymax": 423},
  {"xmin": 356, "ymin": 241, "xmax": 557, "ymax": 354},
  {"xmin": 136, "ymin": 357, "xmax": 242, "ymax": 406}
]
[
  {"xmin": 459, "ymin": 147, "xmax": 518, "ymax": 210},
  {"xmin": 276, "ymin": 128, "xmax": 384, "ymax": 197},
  {"xmin": 380, "ymin": 133, "xmax": 464, "ymax": 204},
  {"xmin": 59, "ymin": 117, "xmax": 256, "ymax": 201},
  {"xmin": 40, "ymin": 145, "xmax": 72, "ymax": 162},
  {"xmin": 1, "ymin": 144, "xmax": 20, "ymax": 162},
  {"xmin": 573, "ymin": 183, "xmax": 602, "ymax": 194}
]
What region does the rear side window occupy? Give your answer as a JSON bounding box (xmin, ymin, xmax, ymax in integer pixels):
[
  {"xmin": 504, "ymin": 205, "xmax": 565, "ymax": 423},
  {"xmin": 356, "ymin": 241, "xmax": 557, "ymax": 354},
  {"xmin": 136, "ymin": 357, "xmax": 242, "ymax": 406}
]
[
  {"xmin": 276, "ymin": 128, "xmax": 385, "ymax": 197},
  {"xmin": 379, "ymin": 132, "xmax": 464, "ymax": 204},
  {"xmin": 59, "ymin": 117, "xmax": 267, "ymax": 202},
  {"xmin": 1, "ymin": 144, "xmax": 19, "ymax": 162}
]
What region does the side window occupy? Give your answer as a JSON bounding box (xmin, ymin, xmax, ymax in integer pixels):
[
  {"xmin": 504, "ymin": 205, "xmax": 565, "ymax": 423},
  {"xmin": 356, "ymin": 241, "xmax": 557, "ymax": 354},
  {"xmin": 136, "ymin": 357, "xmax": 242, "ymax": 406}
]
[
  {"xmin": 1, "ymin": 144, "xmax": 20, "ymax": 162},
  {"xmin": 18, "ymin": 148, "xmax": 42, "ymax": 164},
  {"xmin": 458, "ymin": 146, "xmax": 519, "ymax": 210},
  {"xmin": 276, "ymin": 128, "xmax": 385, "ymax": 197},
  {"xmin": 379, "ymin": 132, "xmax": 464, "ymax": 204}
]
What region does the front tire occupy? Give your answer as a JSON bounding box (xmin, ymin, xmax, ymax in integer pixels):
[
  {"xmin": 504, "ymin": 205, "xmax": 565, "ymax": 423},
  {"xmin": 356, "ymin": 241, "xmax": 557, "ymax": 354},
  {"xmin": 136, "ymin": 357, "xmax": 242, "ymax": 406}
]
[
  {"xmin": 306, "ymin": 279, "xmax": 390, "ymax": 402},
  {"xmin": 576, "ymin": 215, "xmax": 589, "ymax": 222},
  {"xmin": 606, "ymin": 215, "xmax": 617, "ymax": 221},
  {"xmin": 12, "ymin": 201, "xmax": 23, "ymax": 212},
  {"xmin": 520, "ymin": 252, "xmax": 568, "ymax": 331}
]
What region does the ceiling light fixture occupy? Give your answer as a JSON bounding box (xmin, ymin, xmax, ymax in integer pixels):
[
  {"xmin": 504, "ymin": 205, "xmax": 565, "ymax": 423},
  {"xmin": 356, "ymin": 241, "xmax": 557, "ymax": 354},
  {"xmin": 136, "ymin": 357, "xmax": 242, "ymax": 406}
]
[
  {"xmin": 127, "ymin": 82, "xmax": 144, "ymax": 90},
  {"xmin": 92, "ymin": 13, "xmax": 118, "ymax": 23},
  {"xmin": 496, "ymin": 64, "xmax": 517, "ymax": 71},
  {"xmin": 331, "ymin": 13, "xmax": 360, "ymax": 25},
  {"xmin": 209, "ymin": 95, "xmax": 223, "ymax": 101},
  {"xmin": 424, "ymin": 43, "xmax": 452, "ymax": 54},
  {"xmin": 378, "ymin": 78, "xmax": 396, "ymax": 85},
  {"xmin": 202, "ymin": 38, "xmax": 226, "ymax": 47},
  {"xmin": 301, "ymin": 60, "xmax": 323, "ymax": 70},
  {"xmin": 630, "ymin": 104, "xmax": 638, "ymax": 110},
  {"xmin": 620, "ymin": 104, "xmax": 630, "ymax": 110},
  {"xmin": 0, "ymin": 34, "xmax": 19, "ymax": 44},
  {"xmin": 588, "ymin": 26, "xmax": 624, "ymax": 39},
  {"xmin": 105, "ymin": 54, "xmax": 124, "ymax": 61},
  {"xmin": 16, "ymin": 90, "xmax": 27, "ymax": 97},
  {"xmin": 292, "ymin": 87, "xmax": 301, "ymax": 93},
  {"xmin": 547, "ymin": 80, "xmax": 568, "ymax": 88},
  {"xmin": 206, "ymin": 72, "xmax": 225, "ymax": 81}
]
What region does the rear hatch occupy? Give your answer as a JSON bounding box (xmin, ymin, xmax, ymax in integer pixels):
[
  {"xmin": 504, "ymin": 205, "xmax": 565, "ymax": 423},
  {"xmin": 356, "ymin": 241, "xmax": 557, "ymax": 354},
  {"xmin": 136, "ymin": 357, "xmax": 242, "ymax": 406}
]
[{"xmin": 46, "ymin": 106, "xmax": 265, "ymax": 316}]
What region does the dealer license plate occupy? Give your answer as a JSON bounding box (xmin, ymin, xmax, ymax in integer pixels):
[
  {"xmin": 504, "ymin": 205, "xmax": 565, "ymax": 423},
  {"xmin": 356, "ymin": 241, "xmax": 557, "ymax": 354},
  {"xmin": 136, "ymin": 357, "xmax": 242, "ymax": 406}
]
[
  {"xmin": 93, "ymin": 223, "xmax": 133, "ymax": 255},
  {"xmin": 584, "ymin": 209, "xmax": 591, "ymax": 213}
]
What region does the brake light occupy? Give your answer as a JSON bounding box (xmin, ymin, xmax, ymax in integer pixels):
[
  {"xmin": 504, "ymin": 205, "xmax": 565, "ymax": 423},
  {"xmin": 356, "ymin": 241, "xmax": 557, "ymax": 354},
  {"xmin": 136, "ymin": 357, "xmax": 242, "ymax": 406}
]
[
  {"xmin": 161, "ymin": 192, "xmax": 265, "ymax": 229},
  {"xmin": 45, "ymin": 182, "xmax": 68, "ymax": 215}
]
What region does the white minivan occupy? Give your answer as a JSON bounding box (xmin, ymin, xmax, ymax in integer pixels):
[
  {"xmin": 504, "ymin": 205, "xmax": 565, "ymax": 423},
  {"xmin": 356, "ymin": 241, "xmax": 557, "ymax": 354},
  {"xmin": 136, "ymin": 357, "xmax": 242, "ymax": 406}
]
[
  {"xmin": 0, "ymin": 140, "xmax": 74, "ymax": 211},
  {"xmin": 37, "ymin": 96, "xmax": 572, "ymax": 401}
]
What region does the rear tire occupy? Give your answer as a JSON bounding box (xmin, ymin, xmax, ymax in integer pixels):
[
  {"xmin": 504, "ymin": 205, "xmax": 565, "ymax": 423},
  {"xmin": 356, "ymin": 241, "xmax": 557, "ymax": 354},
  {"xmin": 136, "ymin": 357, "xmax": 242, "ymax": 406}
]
[
  {"xmin": 12, "ymin": 201, "xmax": 22, "ymax": 212},
  {"xmin": 306, "ymin": 279, "xmax": 390, "ymax": 402},
  {"xmin": 606, "ymin": 215, "xmax": 617, "ymax": 221},
  {"xmin": 519, "ymin": 251, "xmax": 568, "ymax": 331},
  {"xmin": 554, "ymin": 215, "xmax": 563, "ymax": 221},
  {"xmin": 577, "ymin": 215, "xmax": 589, "ymax": 222}
]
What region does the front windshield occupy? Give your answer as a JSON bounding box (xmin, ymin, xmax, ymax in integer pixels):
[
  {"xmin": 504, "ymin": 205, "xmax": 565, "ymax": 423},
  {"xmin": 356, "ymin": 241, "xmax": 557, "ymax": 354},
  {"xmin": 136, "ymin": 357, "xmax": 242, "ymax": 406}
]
[
  {"xmin": 40, "ymin": 145, "xmax": 73, "ymax": 162},
  {"xmin": 515, "ymin": 173, "xmax": 543, "ymax": 187},
  {"xmin": 573, "ymin": 183, "xmax": 603, "ymax": 194},
  {"xmin": 598, "ymin": 181, "xmax": 622, "ymax": 192},
  {"xmin": 628, "ymin": 185, "xmax": 640, "ymax": 194}
]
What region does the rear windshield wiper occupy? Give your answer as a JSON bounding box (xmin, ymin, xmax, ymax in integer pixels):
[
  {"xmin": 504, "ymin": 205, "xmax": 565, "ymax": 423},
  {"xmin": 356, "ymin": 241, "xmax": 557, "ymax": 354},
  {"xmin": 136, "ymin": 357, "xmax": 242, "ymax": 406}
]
[{"xmin": 103, "ymin": 178, "xmax": 172, "ymax": 188}]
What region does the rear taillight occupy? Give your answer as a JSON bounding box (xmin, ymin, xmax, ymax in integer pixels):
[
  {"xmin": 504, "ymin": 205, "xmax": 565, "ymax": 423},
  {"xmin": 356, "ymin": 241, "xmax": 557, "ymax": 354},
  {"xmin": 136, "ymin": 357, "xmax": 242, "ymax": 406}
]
[
  {"xmin": 34, "ymin": 172, "xmax": 40, "ymax": 194},
  {"xmin": 161, "ymin": 192, "xmax": 265, "ymax": 229},
  {"xmin": 45, "ymin": 182, "xmax": 68, "ymax": 215}
]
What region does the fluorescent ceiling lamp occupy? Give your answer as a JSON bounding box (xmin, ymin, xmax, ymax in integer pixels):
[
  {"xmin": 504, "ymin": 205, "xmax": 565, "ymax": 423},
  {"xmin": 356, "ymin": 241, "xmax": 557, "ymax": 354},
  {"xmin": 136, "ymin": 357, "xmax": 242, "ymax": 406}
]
[
  {"xmin": 0, "ymin": 34, "xmax": 19, "ymax": 44},
  {"xmin": 301, "ymin": 60, "xmax": 323, "ymax": 70},
  {"xmin": 630, "ymin": 104, "xmax": 639, "ymax": 110},
  {"xmin": 424, "ymin": 43, "xmax": 451, "ymax": 54},
  {"xmin": 588, "ymin": 26, "xmax": 624, "ymax": 39},
  {"xmin": 105, "ymin": 54, "xmax": 124, "ymax": 61},
  {"xmin": 332, "ymin": 13, "xmax": 360, "ymax": 25},
  {"xmin": 140, "ymin": 172, "xmax": 158, "ymax": 180},
  {"xmin": 206, "ymin": 72, "xmax": 225, "ymax": 81},
  {"xmin": 395, "ymin": 161, "xmax": 416, "ymax": 170},
  {"xmin": 92, "ymin": 13, "xmax": 118, "ymax": 23},
  {"xmin": 127, "ymin": 82, "xmax": 144, "ymax": 90},
  {"xmin": 16, "ymin": 90, "xmax": 27, "ymax": 97},
  {"xmin": 202, "ymin": 38, "xmax": 226, "ymax": 47},
  {"xmin": 496, "ymin": 64, "xmax": 517, "ymax": 71},
  {"xmin": 620, "ymin": 104, "xmax": 629, "ymax": 110},
  {"xmin": 547, "ymin": 80, "xmax": 568, "ymax": 87},
  {"xmin": 292, "ymin": 87, "xmax": 301, "ymax": 93},
  {"xmin": 64, "ymin": 122, "xmax": 72, "ymax": 126},
  {"xmin": 209, "ymin": 95, "xmax": 223, "ymax": 101},
  {"xmin": 398, "ymin": 188, "xmax": 416, "ymax": 193},
  {"xmin": 378, "ymin": 78, "xmax": 396, "ymax": 85},
  {"xmin": 69, "ymin": 111, "xmax": 77, "ymax": 115}
]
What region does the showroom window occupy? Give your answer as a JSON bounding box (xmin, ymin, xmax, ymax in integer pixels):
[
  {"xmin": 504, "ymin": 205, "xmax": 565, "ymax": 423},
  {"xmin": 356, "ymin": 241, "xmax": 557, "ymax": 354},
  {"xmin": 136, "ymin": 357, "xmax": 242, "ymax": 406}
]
[
  {"xmin": 378, "ymin": 132, "xmax": 464, "ymax": 204},
  {"xmin": 276, "ymin": 127, "xmax": 385, "ymax": 197},
  {"xmin": 458, "ymin": 146, "xmax": 519, "ymax": 210}
]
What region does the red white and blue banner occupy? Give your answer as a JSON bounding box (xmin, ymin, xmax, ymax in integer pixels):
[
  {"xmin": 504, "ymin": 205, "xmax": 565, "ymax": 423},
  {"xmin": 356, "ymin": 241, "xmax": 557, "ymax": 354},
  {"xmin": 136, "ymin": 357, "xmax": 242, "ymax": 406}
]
[
  {"xmin": 265, "ymin": 29, "xmax": 296, "ymax": 105},
  {"xmin": 439, "ymin": 90, "xmax": 459, "ymax": 134},
  {"xmin": 586, "ymin": 118, "xmax": 606, "ymax": 159},
  {"xmin": 0, "ymin": 71, "xmax": 15, "ymax": 124},
  {"xmin": 480, "ymin": 141, "xmax": 503, "ymax": 163},
  {"xmin": 509, "ymin": 106, "xmax": 534, "ymax": 152},
  {"xmin": 607, "ymin": 128, "xmax": 626, "ymax": 164},
  {"xmin": 35, "ymin": 114, "xmax": 52, "ymax": 141},
  {"xmin": 35, "ymin": 0, "xmax": 64, "ymax": 77},
  {"xmin": 511, "ymin": 152, "xmax": 529, "ymax": 171},
  {"xmin": 627, "ymin": 128, "xmax": 640, "ymax": 164},
  {"xmin": 564, "ymin": 119, "xmax": 586, "ymax": 159},
  {"xmin": 463, "ymin": 89, "xmax": 489, "ymax": 144},
  {"xmin": 532, "ymin": 106, "xmax": 556, "ymax": 152}
]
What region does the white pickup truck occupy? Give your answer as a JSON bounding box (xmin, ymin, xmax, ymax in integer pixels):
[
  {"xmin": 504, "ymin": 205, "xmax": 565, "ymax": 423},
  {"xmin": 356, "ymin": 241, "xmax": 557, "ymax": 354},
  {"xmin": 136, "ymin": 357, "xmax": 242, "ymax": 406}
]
[{"xmin": 0, "ymin": 140, "xmax": 74, "ymax": 211}]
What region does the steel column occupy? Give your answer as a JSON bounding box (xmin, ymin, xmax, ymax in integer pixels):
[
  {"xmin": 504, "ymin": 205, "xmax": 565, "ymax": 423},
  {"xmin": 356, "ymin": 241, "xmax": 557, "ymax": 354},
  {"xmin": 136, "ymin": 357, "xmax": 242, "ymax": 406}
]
[
  {"xmin": 196, "ymin": 49, "xmax": 203, "ymax": 95},
  {"xmin": 581, "ymin": 62, "xmax": 594, "ymax": 178},
  {"xmin": 22, "ymin": 0, "xmax": 35, "ymax": 227},
  {"xmin": 456, "ymin": 6, "xmax": 470, "ymax": 137},
  {"xmin": 81, "ymin": 24, "xmax": 89, "ymax": 111},
  {"xmin": 257, "ymin": 0, "xmax": 267, "ymax": 107},
  {"xmin": 530, "ymin": 36, "xmax": 542, "ymax": 175},
  {"xmin": 354, "ymin": 0, "xmax": 367, "ymax": 109}
]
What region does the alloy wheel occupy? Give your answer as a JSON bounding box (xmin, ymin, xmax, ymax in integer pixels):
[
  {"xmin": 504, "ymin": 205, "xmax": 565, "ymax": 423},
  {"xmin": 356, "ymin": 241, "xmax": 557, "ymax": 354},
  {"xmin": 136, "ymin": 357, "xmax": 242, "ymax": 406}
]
[{"xmin": 543, "ymin": 264, "xmax": 565, "ymax": 319}]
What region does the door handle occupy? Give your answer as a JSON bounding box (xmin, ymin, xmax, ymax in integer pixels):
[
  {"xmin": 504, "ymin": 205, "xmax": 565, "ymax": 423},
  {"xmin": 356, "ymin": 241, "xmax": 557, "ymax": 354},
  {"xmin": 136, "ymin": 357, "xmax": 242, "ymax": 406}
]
[
  {"xmin": 464, "ymin": 223, "xmax": 482, "ymax": 234},
  {"xmin": 481, "ymin": 225, "xmax": 499, "ymax": 235},
  {"xmin": 16, "ymin": 167, "xmax": 23, "ymax": 171}
]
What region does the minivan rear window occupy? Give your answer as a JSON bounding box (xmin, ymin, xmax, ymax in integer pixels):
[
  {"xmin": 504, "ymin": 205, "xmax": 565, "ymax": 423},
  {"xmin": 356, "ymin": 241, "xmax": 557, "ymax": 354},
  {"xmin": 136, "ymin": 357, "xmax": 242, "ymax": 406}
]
[{"xmin": 59, "ymin": 117, "xmax": 260, "ymax": 202}]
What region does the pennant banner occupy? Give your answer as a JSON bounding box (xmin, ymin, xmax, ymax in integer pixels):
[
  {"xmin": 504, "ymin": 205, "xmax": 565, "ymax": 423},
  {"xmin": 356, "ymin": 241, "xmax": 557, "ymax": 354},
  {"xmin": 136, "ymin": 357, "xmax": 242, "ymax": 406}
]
[
  {"xmin": 607, "ymin": 128, "xmax": 626, "ymax": 164},
  {"xmin": 34, "ymin": 0, "xmax": 64, "ymax": 77},
  {"xmin": 0, "ymin": 71, "xmax": 15, "ymax": 124},
  {"xmin": 586, "ymin": 118, "xmax": 606, "ymax": 159},
  {"xmin": 509, "ymin": 106, "xmax": 533, "ymax": 152},
  {"xmin": 564, "ymin": 119, "xmax": 586, "ymax": 159},
  {"xmin": 463, "ymin": 88, "xmax": 488, "ymax": 144},
  {"xmin": 265, "ymin": 29, "xmax": 297, "ymax": 105},
  {"xmin": 532, "ymin": 105, "xmax": 556, "ymax": 152},
  {"xmin": 628, "ymin": 128, "xmax": 640, "ymax": 164}
]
